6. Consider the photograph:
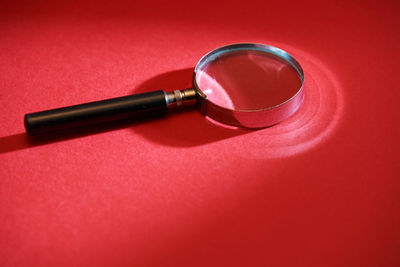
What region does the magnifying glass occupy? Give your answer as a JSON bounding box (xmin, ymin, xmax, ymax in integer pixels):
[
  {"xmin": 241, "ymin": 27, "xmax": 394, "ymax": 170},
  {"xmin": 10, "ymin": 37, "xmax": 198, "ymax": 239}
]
[{"xmin": 24, "ymin": 43, "xmax": 304, "ymax": 135}]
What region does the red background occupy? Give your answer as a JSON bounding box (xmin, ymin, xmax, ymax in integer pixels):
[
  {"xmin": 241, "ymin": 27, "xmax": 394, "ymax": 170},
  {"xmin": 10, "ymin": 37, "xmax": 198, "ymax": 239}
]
[{"xmin": 1, "ymin": 0, "xmax": 399, "ymax": 266}]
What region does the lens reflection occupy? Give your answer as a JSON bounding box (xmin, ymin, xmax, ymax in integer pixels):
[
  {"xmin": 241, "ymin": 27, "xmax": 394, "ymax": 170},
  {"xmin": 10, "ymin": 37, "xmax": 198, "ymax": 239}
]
[{"xmin": 196, "ymin": 49, "xmax": 302, "ymax": 110}]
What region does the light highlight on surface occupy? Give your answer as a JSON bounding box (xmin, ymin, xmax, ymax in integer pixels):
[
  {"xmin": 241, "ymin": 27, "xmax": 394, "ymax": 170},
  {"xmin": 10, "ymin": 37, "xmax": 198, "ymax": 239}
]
[{"xmin": 226, "ymin": 44, "xmax": 345, "ymax": 158}]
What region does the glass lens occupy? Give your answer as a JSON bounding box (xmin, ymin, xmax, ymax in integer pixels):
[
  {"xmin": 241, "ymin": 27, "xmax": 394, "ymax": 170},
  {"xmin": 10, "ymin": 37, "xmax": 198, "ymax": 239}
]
[{"xmin": 195, "ymin": 48, "xmax": 302, "ymax": 111}]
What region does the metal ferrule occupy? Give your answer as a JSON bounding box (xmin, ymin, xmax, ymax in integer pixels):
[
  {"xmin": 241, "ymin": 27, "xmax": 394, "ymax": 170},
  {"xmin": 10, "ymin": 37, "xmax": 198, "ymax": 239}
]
[{"xmin": 165, "ymin": 89, "xmax": 197, "ymax": 110}]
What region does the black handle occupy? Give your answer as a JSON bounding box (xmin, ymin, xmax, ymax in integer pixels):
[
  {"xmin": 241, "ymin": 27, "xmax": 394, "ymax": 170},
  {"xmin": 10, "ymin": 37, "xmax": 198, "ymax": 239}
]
[{"xmin": 24, "ymin": 90, "xmax": 169, "ymax": 135}]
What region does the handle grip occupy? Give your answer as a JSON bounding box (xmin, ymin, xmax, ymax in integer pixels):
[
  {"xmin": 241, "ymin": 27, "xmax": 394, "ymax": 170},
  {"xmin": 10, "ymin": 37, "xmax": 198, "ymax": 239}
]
[
  {"xmin": 24, "ymin": 89, "xmax": 198, "ymax": 135},
  {"xmin": 25, "ymin": 90, "xmax": 170, "ymax": 135}
]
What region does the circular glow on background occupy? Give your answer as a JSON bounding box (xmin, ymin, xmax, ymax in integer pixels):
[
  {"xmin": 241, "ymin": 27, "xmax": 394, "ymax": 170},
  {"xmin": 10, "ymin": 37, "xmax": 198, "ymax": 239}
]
[{"xmin": 227, "ymin": 43, "xmax": 345, "ymax": 158}]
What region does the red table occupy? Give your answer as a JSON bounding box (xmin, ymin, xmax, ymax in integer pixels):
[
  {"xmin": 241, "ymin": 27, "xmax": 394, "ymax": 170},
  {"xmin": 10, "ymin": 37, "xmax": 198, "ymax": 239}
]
[{"xmin": 1, "ymin": 0, "xmax": 399, "ymax": 266}]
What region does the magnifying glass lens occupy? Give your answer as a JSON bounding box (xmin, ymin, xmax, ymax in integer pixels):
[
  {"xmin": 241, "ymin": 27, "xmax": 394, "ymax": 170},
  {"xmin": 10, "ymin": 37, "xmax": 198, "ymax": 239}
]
[{"xmin": 196, "ymin": 49, "xmax": 302, "ymax": 110}]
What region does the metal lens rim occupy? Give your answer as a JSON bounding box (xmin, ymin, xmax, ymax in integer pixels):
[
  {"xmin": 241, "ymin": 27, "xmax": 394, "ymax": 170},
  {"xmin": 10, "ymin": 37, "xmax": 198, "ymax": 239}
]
[{"xmin": 193, "ymin": 43, "xmax": 304, "ymax": 112}]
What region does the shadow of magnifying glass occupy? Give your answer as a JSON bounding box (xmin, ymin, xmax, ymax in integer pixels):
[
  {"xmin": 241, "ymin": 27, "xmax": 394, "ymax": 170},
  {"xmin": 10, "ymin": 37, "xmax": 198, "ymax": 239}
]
[
  {"xmin": 0, "ymin": 68, "xmax": 250, "ymax": 155},
  {"xmin": 130, "ymin": 68, "xmax": 251, "ymax": 147}
]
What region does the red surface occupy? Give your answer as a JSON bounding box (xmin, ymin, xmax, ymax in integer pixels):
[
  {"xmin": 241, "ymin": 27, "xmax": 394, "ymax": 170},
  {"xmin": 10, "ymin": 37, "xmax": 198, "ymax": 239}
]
[{"xmin": 1, "ymin": 0, "xmax": 399, "ymax": 266}]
